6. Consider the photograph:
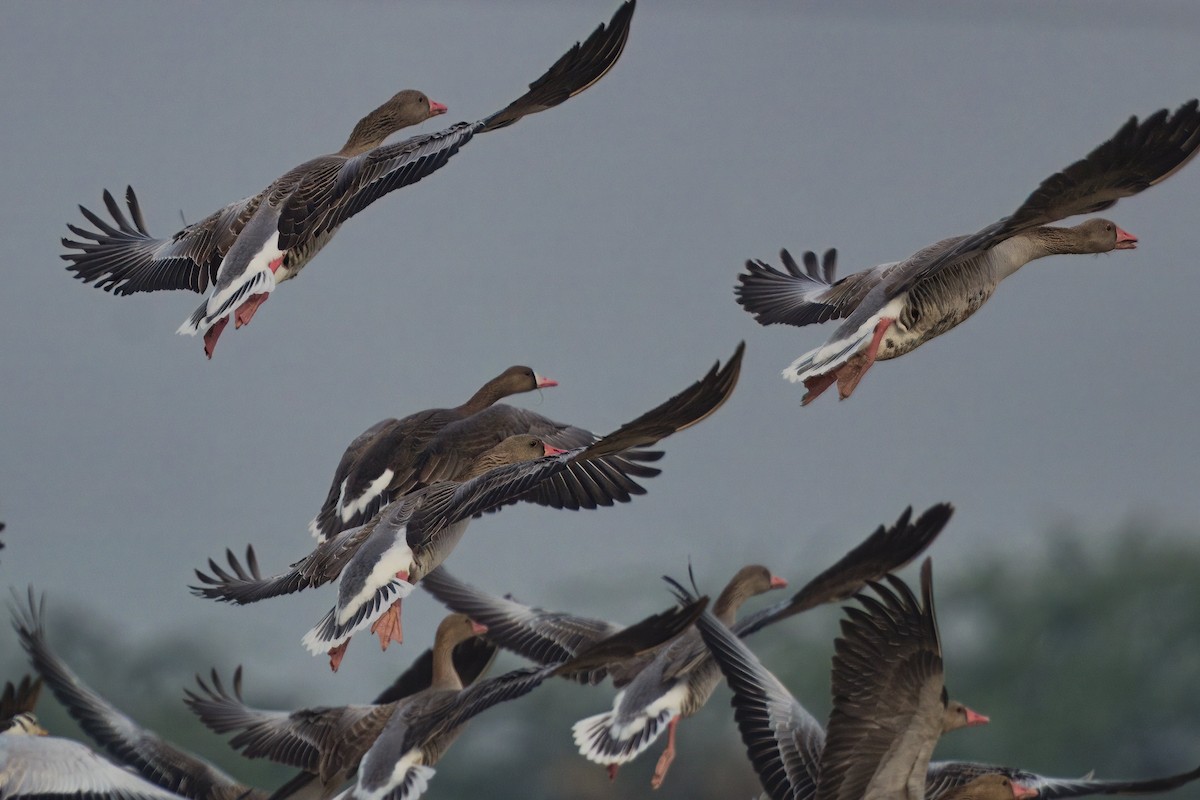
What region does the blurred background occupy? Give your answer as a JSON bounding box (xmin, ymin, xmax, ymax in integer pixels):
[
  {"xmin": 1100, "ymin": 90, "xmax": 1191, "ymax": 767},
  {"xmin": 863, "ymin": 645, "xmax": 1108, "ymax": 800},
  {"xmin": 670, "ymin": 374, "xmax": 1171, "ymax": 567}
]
[{"xmin": 2, "ymin": 1, "xmax": 1198, "ymax": 797}]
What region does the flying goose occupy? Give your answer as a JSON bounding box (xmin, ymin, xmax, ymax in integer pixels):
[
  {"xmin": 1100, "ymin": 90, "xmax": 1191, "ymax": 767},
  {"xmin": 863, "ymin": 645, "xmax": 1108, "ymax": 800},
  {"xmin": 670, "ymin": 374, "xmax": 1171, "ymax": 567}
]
[
  {"xmin": 736, "ymin": 100, "xmax": 1200, "ymax": 404},
  {"xmin": 62, "ymin": 2, "xmax": 635, "ymax": 358},
  {"xmin": 1, "ymin": 710, "xmax": 190, "ymax": 800},
  {"xmin": 192, "ymin": 343, "xmax": 743, "ymax": 669},
  {"xmin": 693, "ymin": 582, "xmax": 1200, "ymax": 800},
  {"xmin": 10, "ymin": 589, "xmax": 497, "ymax": 800},
  {"xmin": 421, "ymin": 503, "xmax": 952, "ymax": 788},
  {"xmin": 311, "ymin": 365, "xmax": 558, "ymax": 541},
  {"xmin": 309, "ymin": 365, "xmax": 660, "ymax": 543},
  {"xmin": 187, "ymin": 600, "xmax": 705, "ymax": 800}
]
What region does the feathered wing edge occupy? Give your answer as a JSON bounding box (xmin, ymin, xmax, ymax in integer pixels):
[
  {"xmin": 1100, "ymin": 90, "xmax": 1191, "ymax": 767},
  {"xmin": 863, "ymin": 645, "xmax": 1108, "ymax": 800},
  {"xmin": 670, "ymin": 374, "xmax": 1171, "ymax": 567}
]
[
  {"xmin": 9, "ymin": 588, "xmax": 261, "ymax": 800},
  {"xmin": 733, "ymin": 503, "xmax": 953, "ymax": 638},
  {"xmin": 479, "ymin": 1, "xmax": 635, "ymax": 133}
]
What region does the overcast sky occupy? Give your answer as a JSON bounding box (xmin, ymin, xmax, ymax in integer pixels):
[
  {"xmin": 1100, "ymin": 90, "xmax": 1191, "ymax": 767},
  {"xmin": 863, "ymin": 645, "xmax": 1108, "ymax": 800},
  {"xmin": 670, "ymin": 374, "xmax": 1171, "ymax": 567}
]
[{"xmin": 2, "ymin": 1, "xmax": 1199, "ymax": 795}]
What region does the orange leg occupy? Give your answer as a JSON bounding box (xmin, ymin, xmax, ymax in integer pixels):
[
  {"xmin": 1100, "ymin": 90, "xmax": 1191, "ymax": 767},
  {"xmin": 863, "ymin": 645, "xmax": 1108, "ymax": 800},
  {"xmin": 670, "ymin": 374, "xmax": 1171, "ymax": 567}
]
[
  {"xmin": 203, "ymin": 317, "xmax": 229, "ymax": 360},
  {"xmin": 801, "ymin": 370, "xmax": 838, "ymax": 405},
  {"xmin": 836, "ymin": 317, "xmax": 894, "ymax": 400},
  {"xmin": 607, "ymin": 764, "xmax": 620, "ymax": 782},
  {"xmin": 370, "ymin": 599, "xmax": 404, "ymax": 650},
  {"xmin": 327, "ymin": 640, "xmax": 350, "ymax": 673},
  {"xmin": 650, "ymin": 716, "xmax": 681, "ymax": 790}
]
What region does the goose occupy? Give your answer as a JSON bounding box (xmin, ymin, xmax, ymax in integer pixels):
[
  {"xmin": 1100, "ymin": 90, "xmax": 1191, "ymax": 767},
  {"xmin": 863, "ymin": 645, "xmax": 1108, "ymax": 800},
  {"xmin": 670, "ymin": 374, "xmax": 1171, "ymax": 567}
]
[
  {"xmin": 926, "ymin": 762, "xmax": 1200, "ymax": 800},
  {"xmin": 1, "ymin": 711, "xmax": 190, "ymax": 800},
  {"xmin": 311, "ymin": 365, "xmax": 558, "ymax": 541},
  {"xmin": 191, "ymin": 343, "xmax": 743, "ymax": 670},
  {"xmin": 61, "ymin": 2, "xmax": 635, "ymax": 358},
  {"xmin": 0, "ymin": 677, "xmax": 40, "ymax": 731},
  {"xmin": 186, "ymin": 601, "xmax": 705, "ymax": 800},
  {"xmin": 10, "ymin": 588, "xmax": 497, "ymax": 800},
  {"xmin": 9, "ymin": 590, "xmax": 258, "ymax": 800},
  {"xmin": 303, "ymin": 435, "xmax": 568, "ymax": 669},
  {"xmin": 309, "ymin": 365, "xmax": 660, "ymax": 544},
  {"xmin": 736, "ymin": 100, "xmax": 1200, "ymax": 404},
  {"xmin": 693, "ymin": 582, "xmax": 1200, "ymax": 800},
  {"xmin": 815, "ymin": 560, "xmax": 967, "ymax": 799},
  {"xmin": 703, "ymin": 560, "xmax": 1003, "ymax": 800},
  {"xmin": 420, "ymin": 503, "xmax": 951, "ymax": 788}
]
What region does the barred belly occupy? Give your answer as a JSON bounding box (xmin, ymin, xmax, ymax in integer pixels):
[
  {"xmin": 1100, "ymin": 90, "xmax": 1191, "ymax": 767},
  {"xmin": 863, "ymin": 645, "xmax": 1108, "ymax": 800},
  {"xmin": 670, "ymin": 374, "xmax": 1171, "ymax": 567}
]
[{"xmin": 878, "ymin": 266, "xmax": 997, "ymax": 360}]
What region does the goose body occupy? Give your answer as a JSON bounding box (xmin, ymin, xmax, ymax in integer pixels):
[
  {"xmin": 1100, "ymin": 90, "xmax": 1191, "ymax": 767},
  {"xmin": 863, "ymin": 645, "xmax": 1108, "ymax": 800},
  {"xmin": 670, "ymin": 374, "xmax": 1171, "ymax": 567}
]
[
  {"xmin": 301, "ymin": 436, "xmax": 565, "ymax": 670},
  {"xmin": 693, "ymin": 591, "xmax": 1200, "ymax": 800},
  {"xmin": 309, "ymin": 365, "xmax": 559, "ymax": 543},
  {"xmin": 61, "ymin": 2, "xmax": 636, "ymax": 358},
  {"xmin": 9, "ymin": 592, "xmax": 268, "ymax": 800},
  {"xmin": 737, "ymin": 100, "xmax": 1200, "ymax": 404},
  {"xmin": 572, "ymin": 565, "xmax": 786, "ymax": 788},
  {"xmin": 1, "ymin": 727, "xmax": 191, "ymax": 800},
  {"xmin": 191, "ymin": 345, "xmax": 744, "ymax": 669},
  {"xmin": 188, "ymin": 605, "xmax": 702, "ymax": 800}
]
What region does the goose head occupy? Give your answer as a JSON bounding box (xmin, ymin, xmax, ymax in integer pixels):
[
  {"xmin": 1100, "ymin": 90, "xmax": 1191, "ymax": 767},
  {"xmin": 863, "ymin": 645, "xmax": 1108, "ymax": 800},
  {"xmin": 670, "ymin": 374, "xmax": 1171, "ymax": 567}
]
[{"xmin": 340, "ymin": 89, "xmax": 448, "ymax": 155}]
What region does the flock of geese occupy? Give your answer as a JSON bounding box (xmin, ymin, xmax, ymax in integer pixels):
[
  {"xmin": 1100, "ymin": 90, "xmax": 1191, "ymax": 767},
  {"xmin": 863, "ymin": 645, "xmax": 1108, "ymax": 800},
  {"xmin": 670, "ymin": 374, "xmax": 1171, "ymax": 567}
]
[{"xmin": 3, "ymin": 2, "xmax": 1200, "ymax": 800}]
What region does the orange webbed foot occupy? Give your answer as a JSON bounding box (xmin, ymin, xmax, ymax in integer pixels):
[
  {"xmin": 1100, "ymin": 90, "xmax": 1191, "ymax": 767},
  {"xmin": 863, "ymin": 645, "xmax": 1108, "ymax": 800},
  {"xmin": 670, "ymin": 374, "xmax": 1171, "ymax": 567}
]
[
  {"xmin": 327, "ymin": 640, "xmax": 350, "ymax": 672},
  {"xmin": 370, "ymin": 599, "xmax": 404, "ymax": 650}
]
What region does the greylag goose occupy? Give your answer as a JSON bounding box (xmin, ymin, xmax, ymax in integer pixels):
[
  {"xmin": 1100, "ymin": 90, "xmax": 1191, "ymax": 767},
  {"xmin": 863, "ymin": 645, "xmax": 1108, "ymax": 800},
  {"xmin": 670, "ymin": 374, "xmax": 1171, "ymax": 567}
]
[
  {"xmin": 814, "ymin": 560, "xmax": 963, "ymax": 799},
  {"xmin": 694, "ymin": 592, "xmax": 1200, "ymax": 800},
  {"xmin": 1, "ymin": 711, "xmax": 189, "ymax": 800},
  {"xmin": 0, "ymin": 678, "xmax": 40, "ymax": 731},
  {"xmin": 61, "ymin": 2, "xmax": 635, "ymax": 358},
  {"xmin": 9, "ymin": 590, "xmax": 266, "ymax": 800},
  {"xmin": 569, "ymin": 565, "xmax": 787, "ymax": 788},
  {"xmin": 926, "ymin": 762, "xmax": 1200, "ymax": 800},
  {"xmin": 187, "ymin": 601, "xmax": 704, "ymax": 800},
  {"xmin": 311, "ymin": 365, "xmax": 558, "ymax": 541},
  {"xmin": 420, "ymin": 502, "xmax": 952, "ymax": 788},
  {"xmin": 10, "ymin": 589, "xmax": 496, "ymax": 800},
  {"xmin": 309, "ymin": 365, "xmax": 660, "ymax": 543},
  {"xmin": 736, "ymin": 100, "xmax": 1200, "ymax": 404},
  {"xmin": 303, "ymin": 435, "xmax": 568, "ymax": 669},
  {"xmin": 192, "ymin": 343, "xmax": 743, "ymax": 670}
]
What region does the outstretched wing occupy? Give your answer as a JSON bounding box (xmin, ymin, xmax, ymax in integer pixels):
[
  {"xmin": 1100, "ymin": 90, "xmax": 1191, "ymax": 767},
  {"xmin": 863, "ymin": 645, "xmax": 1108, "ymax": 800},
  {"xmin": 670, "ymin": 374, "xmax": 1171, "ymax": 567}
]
[
  {"xmin": 408, "ymin": 342, "xmax": 745, "ymax": 543},
  {"xmin": 420, "ymin": 567, "xmax": 622, "ymax": 684},
  {"xmin": 184, "ymin": 667, "xmax": 388, "ymax": 784},
  {"xmin": 10, "ymin": 590, "xmax": 260, "ymax": 800},
  {"xmin": 191, "ymin": 521, "xmax": 378, "ymax": 605},
  {"xmin": 926, "ymin": 761, "xmax": 1200, "ymax": 800},
  {"xmin": 737, "ymin": 248, "xmax": 894, "ymax": 328},
  {"xmin": 693, "ymin": 607, "xmax": 825, "ymax": 800},
  {"xmin": 61, "ymin": 186, "xmax": 260, "ymax": 296},
  {"xmin": 479, "ymin": 0, "xmax": 635, "ymax": 133},
  {"xmin": 409, "ymin": 406, "xmax": 664, "ymax": 514},
  {"xmin": 0, "ymin": 734, "xmax": 190, "ymax": 800},
  {"xmin": 310, "ymin": 0, "xmax": 637, "ymax": 237},
  {"xmin": 893, "ymin": 100, "xmax": 1200, "ymax": 294},
  {"xmin": 816, "ymin": 561, "xmax": 943, "ymax": 800},
  {"xmin": 734, "ymin": 503, "xmax": 953, "ymax": 638}
]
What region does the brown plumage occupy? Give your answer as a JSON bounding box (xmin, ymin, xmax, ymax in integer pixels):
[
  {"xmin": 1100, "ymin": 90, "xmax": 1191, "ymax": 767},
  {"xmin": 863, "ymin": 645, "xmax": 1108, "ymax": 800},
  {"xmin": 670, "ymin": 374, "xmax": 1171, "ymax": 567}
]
[
  {"xmin": 61, "ymin": 2, "xmax": 636, "ymax": 358},
  {"xmin": 309, "ymin": 365, "xmax": 559, "ymax": 542},
  {"xmin": 737, "ymin": 100, "xmax": 1200, "ymax": 403}
]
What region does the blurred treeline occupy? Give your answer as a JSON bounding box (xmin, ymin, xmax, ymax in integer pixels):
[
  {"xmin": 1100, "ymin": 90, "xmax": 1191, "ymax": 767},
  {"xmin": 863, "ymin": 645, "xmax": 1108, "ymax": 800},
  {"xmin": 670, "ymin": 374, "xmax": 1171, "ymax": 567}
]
[{"xmin": 3, "ymin": 520, "xmax": 1200, "ymax": 800}]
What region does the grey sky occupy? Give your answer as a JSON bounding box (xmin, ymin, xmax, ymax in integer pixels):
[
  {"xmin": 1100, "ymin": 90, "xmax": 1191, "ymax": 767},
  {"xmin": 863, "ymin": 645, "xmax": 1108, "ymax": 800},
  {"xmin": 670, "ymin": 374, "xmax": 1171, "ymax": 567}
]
[{"xmin": 2, "ymin": 0, "xmax": 1199, "ymax": 791}]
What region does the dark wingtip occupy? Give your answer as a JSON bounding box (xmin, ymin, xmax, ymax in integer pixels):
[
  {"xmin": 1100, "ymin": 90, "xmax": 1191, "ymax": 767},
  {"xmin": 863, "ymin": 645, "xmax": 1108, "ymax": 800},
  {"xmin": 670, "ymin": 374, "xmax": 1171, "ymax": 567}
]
[{"xmin": 478, "ymin": 0, "xmax": 636, "ymax": 133}]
